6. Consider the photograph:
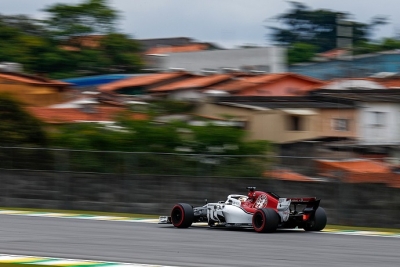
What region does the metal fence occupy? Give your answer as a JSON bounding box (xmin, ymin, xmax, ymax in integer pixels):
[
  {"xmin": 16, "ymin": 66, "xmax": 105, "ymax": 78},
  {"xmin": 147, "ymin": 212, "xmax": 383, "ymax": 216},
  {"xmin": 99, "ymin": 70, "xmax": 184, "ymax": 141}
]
[
  {"xmin": 1, "ymin": 146, "xmax": 400, "ymax": 227},
  {"xmin": 0, "ymin": 146, "xmax": 277, "ymax": 177}
]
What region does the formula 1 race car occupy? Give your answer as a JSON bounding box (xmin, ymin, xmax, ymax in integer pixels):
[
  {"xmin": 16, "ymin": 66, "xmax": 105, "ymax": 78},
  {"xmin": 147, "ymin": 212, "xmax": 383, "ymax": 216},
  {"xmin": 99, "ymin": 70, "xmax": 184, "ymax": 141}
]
[{"xmin": 159, "ymin": 187, "xmax": 327, "ymax": 233}]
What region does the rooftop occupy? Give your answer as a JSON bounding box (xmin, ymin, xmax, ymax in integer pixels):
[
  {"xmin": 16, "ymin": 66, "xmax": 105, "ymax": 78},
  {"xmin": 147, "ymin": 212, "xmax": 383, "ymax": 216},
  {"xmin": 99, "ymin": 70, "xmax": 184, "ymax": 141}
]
[
  {"xmin": 311, "ymin": 89, "xmax": 400, "ymax": 102},
  {"xmin": 149, "ymin": 74, "xmax": 232, "ymax": 92},
  {"xmin": 214, "ymin": 96, "xmax": 355, "ymax": 109},
  {"xmin": 0, "ymin": 72, "xmax": 71, "ymax": 87},
  {"xmin": 98, "ymin": 71, "xmax": 192, "ymax": 92}
]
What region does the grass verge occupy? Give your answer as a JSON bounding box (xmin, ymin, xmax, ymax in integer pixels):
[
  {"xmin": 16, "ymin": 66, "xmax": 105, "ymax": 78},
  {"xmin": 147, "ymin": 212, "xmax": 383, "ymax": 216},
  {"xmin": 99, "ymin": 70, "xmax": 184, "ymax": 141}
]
[{"xmin": 0, "ymin": 207, "xmax": 158, "ymax": 219}]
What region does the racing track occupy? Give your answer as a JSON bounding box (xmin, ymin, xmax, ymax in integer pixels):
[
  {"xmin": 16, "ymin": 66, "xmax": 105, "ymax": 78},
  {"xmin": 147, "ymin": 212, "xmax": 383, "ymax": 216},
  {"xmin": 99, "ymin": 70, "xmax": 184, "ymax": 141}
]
[{"xmin": 0, "ymin": 214, "xmax": 399, "ymax": 267}]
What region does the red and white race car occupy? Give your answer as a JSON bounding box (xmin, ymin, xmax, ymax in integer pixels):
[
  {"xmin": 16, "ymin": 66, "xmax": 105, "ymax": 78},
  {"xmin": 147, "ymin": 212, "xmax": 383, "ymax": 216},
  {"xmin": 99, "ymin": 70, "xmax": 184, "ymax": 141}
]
[{"xmin": 159, "ymin": 187, "xmax": 327, "ymax": 233}]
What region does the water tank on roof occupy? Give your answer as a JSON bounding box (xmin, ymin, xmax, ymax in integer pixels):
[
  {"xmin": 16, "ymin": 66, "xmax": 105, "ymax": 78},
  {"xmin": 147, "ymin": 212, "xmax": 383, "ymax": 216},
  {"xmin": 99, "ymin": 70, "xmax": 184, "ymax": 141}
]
[{"xmin": 0, "ymin": 62, "xmax": 23, "ymax": 73}]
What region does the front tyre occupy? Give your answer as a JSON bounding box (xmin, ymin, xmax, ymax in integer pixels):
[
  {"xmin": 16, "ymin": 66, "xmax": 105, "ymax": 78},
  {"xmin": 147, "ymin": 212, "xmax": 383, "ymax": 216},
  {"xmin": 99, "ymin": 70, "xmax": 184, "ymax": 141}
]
[
  {"xmin": 171, "ymin": 203, "xmax": 194, "ymax": 228},
  {"xmin": 252, "ymin": 208, "xmax": 280, "ymax": 233},
  {"xmin": 304, "ymin": 207, "xmax": 327, "ymax": 231}
]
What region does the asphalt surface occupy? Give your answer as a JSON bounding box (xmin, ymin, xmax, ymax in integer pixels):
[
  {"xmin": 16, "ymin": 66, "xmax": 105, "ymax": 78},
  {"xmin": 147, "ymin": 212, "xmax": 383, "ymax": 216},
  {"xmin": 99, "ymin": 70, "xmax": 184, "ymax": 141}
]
[{"xmin": 0, "ymin": 214, "xmax": 399, "ymax": 267}]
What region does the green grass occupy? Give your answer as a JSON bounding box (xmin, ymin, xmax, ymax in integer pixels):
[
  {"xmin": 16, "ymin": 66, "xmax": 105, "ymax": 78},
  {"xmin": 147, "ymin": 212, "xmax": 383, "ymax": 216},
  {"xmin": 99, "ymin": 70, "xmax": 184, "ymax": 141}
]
[
  {"xmin": 0, "ymin": 207, "xmax": 159, "ymax": 219},
  {"xmin": 0, "ymin": 264, "xmax": 49, "ymax": 267},
  {"xmin": 326, "ymin": 224, "xmax": 400, "ymax": 233}
]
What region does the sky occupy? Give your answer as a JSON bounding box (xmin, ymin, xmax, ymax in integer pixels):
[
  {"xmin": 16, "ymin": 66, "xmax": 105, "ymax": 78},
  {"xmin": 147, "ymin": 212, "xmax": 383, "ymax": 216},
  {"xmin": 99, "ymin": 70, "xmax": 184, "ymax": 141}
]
[{"xmin": 1, "ymin": 0, "xmax": 400, "ymax": 48}]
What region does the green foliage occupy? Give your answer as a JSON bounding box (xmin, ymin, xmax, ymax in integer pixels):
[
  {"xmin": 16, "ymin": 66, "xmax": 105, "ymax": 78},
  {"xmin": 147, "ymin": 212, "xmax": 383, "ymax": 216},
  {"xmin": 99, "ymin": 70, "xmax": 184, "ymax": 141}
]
[
  {"xmin": 0, "ymin": 0, "xmax": 143, "ymax": 78},
  {"xmin": 0, "ymin": 14, "xmax": 47, "ymax": 37},
  {"xmin": 288, "ymin": 42, "xmax": 317, "ymax": 64},
  {"xmin": 0, "ymin": 94, "xmax": 47, "ymax": 146},
  {"xmin": 269, "ymin": 1, "xmax": 387, "ymax": 59},
  {"xmin": 353, "ymin": 38, "xmax": 400, "ymax": 55},
  {"xmin": 47, "ymin": 117, "xmax": 274, "ymax": 176},
  {"xmin": 150, "ymin": 99, "xmax": 197, "ymax": 115},
  {"xmin": 100, "ymin": 33, "xmax": 144, "ymax": 73},
  {"xmin": 43, "ymin": 0, "xmax": 119, "ymax": 38},
  {"xmin": 190, "ymin": 124, "xmax": 245, "ymax": 151}
]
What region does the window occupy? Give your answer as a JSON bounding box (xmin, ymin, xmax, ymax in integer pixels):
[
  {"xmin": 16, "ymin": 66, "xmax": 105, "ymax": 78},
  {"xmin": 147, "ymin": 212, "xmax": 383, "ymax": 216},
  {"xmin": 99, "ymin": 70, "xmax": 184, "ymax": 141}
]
[
  {"xmin": 288, "ymin": 115, "xmax": 302, "ymax": 131},
  {"xmin": 369, "ymin": 111, "xmax": 386, "ymax": 127},
  {"xmin": 332, "ymin": 118, "xmax": 349, "ymax": 131}
]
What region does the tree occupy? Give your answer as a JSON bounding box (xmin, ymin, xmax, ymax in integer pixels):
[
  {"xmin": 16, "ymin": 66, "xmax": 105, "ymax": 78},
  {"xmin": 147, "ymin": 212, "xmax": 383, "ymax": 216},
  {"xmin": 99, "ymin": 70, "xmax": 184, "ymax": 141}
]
[
  {"xmin": 100, "ymin": 33, "xmax": 143, "ymax": 73},
  {"xmin": 267, "ymin": 1, "xmax": 386, "ymax": 53},
  {"xmin": 0, "ymin": 1, "xmax": 143, "ymax": 77},
  {"xmin": 0, "ymin": 94, "xmax": 47, "ymax": 146},
  {"xmin": 40, "ymin": 0, "xmax": 144, "ymax": 76},
  {"xmin": 0, "ymin": 13, "xmax": 75, "ymax": 75},
  {"xmin": 288, "ymin": 42, "xmax": 317, "ymax": 64},
  {"xmin": 43, "ymin": 0, "xmax": 119, "ymax": 39},
  {"xmin": 0, "ymin": 14, "xmax": 47, "ymax": 37}
]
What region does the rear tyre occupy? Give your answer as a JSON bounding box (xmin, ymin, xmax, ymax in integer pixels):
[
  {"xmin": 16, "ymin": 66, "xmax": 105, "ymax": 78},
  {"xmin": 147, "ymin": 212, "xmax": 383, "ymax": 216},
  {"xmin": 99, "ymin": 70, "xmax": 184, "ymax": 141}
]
[
  {"xmin": 171, "ymin": 203, "xmax": 194, "ymax": 228},
  {"xmin": 304, "ymin": 207, "xmax": 327, "ymax": 231},
  {"xmin": 252, "ymin": 208, "xmax": 280, "ymax": 233}
]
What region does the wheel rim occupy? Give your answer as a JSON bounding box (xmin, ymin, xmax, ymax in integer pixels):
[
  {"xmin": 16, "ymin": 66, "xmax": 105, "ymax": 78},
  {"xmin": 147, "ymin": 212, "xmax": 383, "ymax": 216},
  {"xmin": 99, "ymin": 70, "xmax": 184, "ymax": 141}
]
[
  {"xmin": 171, "ymin": 206, "xmax": 184, "ymax": 226},
  {"xmin": 253, "ymin": 211, "xmax": 265, "ymax": 230}
]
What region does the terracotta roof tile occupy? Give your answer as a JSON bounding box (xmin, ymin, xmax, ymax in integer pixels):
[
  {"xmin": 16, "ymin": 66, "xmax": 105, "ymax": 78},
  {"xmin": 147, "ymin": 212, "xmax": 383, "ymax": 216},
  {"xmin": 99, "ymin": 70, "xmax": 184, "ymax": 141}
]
[
  {"xmin": 211, "ymin": 73, "xmax": 324, "ymax": 93},
  {"xmin": 145, "ymin": 43, "xmax": 208, "ymax": 54},
  {"xmin": 0, "ymin": 72, "xmax": 71, "ymax": 86},
  {"xmin": 316, "ymin": 159, "xmax": 399, "ymax": 184},
  {"xmin": 372, "ymin": 78, "xmax": 400, "ymax": 88},
  {"xmin": 317, "ymin": 48, "xmax": 348, "ymax": 59},
  {"xmin": 149, "ymin": 74, "xmax": 232, "ymax": 92},
  {"xmin": 316, "ymin": 159, "xmax": 390, "ymax": 173},
  {"xmin": 98, "ymin": 72, "xmax": 190, "ymax": 92},
  {"xmin": 27, "ymin": 106, "xmax": 147, "ymax": 124},
  {"xmin": 265, "ymin": 169, "xmax": 314, "ymax": 182}
]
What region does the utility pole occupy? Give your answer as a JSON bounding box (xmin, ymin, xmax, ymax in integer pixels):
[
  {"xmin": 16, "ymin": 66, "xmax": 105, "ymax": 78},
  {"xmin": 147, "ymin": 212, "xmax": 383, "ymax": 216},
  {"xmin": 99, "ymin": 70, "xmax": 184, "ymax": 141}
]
[{"xmin": 336, "ymin": 14, "xmax": 354, "ymax": 77}]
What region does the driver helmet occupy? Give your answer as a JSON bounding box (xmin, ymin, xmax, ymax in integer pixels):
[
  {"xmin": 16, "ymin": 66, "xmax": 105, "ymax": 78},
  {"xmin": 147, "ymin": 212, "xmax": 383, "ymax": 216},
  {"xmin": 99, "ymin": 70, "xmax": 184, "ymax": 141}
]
[{"xmin": 239, "ymin": 196, "xmax": 248, "ymax": 202}]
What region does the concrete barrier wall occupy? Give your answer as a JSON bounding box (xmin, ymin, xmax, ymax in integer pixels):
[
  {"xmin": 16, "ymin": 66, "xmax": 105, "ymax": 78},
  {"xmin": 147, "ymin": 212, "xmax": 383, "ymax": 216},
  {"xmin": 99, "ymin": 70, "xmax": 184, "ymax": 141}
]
[{"xmin": 1, "ymin": 170, "xmax": 399, "ymax": 228}]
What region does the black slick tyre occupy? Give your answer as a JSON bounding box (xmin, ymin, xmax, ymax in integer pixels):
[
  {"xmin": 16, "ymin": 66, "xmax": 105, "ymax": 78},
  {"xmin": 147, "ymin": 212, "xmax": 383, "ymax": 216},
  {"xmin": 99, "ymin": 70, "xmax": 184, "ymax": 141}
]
[
  {"xmin": 252, "ymin": 208, "xmax": 280, "ymax": 233},
  {"xmin": 304, "ymin": 207, "xmax": 327, "ymax": 231},
  {"xmin": 170, "ymin": 203, "xmax": 194, "ymax": 228}
]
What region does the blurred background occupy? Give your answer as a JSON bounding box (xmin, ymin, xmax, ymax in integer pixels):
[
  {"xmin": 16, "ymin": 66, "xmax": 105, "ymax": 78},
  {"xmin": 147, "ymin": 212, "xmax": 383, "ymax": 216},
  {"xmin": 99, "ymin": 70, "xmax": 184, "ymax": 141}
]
[{"xmin": 1, "ymin": 0, "xmax": 400, "ymax": 228}]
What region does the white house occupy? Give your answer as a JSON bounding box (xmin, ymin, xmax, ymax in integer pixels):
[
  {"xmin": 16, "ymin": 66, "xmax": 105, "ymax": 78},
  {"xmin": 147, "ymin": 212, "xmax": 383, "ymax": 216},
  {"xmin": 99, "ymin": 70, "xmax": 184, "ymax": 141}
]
[
  {"xmin": 358, "ymin": 102, "xmax": 400, "ymax": 146},
  {"xmin": 145, "ymin": 46, "xmax": 287, "ymax": 74}
]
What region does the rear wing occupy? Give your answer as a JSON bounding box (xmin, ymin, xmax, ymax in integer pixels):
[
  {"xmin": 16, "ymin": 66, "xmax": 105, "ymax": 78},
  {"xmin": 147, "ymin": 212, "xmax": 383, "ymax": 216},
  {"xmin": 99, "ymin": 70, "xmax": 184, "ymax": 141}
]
[
  {"xmin": 287, "ymin": 197, "xmax": 321, "ymax": 213},
  {"xmin": 287, "ymin": 197, "xmax": 318, "ymax": 204}
]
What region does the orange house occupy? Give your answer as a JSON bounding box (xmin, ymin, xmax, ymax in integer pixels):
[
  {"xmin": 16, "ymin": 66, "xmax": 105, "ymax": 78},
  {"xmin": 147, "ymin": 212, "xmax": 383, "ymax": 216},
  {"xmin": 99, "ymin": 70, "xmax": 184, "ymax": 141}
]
[
  {"xmin": 0, "ymin": 72, "xmax": 73, "ymax": 106},
  {"xmin": 316, "ymin": 159, "xmax": 400, "ymax": 187},
  {"xmin": 209, "ymin": 73, "xmax": 326, "ymax": 96}
]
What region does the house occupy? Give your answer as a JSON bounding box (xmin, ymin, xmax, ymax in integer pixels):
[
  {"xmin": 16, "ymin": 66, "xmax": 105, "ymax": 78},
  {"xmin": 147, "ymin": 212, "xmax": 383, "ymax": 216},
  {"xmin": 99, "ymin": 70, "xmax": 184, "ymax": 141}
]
[
  {"xmin": 148, "ymin": 73, "xmax": 233, "ymax": 100},
  {"xmin": 208, "ymin": 72, "xmax": 326, "ymax": 96},
  {"xmin": 145, "ymin": 43, "xmax": 210, "ymax": 55},
  {"xmin": 146, "ymin": 46, "xmax": 287, "ymax": 74},
  {"xmin": 289, "ymin": 49, "xmax": 400, "ymax": 80},
  {"xmin": 195, "ymin": 95, "xmax": 357, "ymax": 144},
  {"xmin": 138, "ymin": 37, "xmax": 222, "ymax": 71},
  {"xmin": 61, "ymin": 74, "xmax": 139, "ymax": 90},
  {"xmin": 264, "ymin": 169, "xmax": 317, "ymax": 182},
  {"xmin": 0, "ymin": 72, "xmax": 73, "ymax": 106},
  {"xmin": 311, "ymin": 89, "xmax": 400, "ymax": 149},
  {"xmin": 320, "ymin": 78, "xmax": 387, "ymax": 90},
  {"xmin": 60, "ymin": 35, "xmax": 104, "ymax": 51},
  {"xmin": 138, "ymin": 37, "xmax": 220, "ymax": 52},
  {"xmin": 98, "ymin": 71, "xmax": 195, "ymax": 95},
  {"xmin": 316, "ymin": 158, "xmax": 400, "ymax": 187},
  {"xmin": 101, "ymin": 72, "xmax": 325, "ymax": 99},
  {"xmin": 369, "ymin": 72, "xmax": 400, "ymax": 89}
]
